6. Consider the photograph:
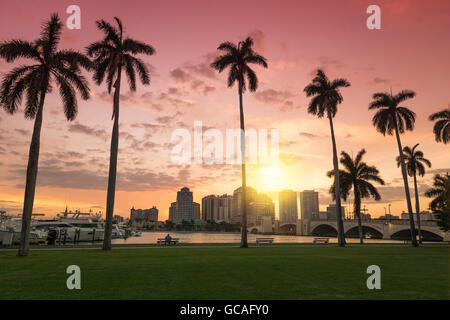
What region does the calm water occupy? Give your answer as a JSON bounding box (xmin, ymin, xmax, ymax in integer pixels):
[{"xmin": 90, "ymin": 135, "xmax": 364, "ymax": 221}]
[{"xmin": 111, "ymin": 231, "xmax": 404, "ymax": 244}]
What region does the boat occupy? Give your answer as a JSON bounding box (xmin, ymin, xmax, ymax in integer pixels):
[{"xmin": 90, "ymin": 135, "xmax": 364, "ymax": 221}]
[{"xmin": 31, "ymin": 208, "xmax": 105, "ymax": 242}]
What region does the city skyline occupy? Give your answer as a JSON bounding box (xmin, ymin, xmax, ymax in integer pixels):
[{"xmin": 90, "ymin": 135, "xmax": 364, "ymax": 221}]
[{"xmin": 0, "ymin": 0, "xmax": 449, "ymax": 221}]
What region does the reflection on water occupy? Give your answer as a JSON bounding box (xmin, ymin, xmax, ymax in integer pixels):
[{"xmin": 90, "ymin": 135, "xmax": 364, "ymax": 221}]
[{"xmin": 111, "ymin": 231, "xmax": 403, "ymax": 244}]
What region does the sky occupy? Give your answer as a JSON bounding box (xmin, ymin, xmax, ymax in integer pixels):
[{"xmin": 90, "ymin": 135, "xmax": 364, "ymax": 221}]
[{"xmin": 0, "ymin": 0, "xmax": 449, "ymax": 220}]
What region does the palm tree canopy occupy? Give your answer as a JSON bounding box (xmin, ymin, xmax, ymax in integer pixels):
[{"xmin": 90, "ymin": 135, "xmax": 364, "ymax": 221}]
[
  {"xmin": 0, "ymin": 14, "xmax": 92, "ymax": 120},
  {"xmin": 429, "ymin": 107, "xmax": 450, "ymax": 144},
  {"xmin": 303, "ymin": 69, "xmax": 350, "ymax": 118},
  {"xmin": 210, "ymin": 37, "xmax": 268, "ymax": 92},
  {"xmin": 369, "ymin": 90, "xmax": 417, "ymax": 136},
  {"xmin": 86, "ymin": 17, "xmax": 155, "ymax": 97},
  {"xmin": 327, "ymin": 149, "xmax": 385, "ymax": 201},
  {"xmin": 396, "ymin": 143, "xmax": 431, "ymax": 177},
  {"xmin": 425, "ymin": 173, "xmax": 450, "ymax": 210}
]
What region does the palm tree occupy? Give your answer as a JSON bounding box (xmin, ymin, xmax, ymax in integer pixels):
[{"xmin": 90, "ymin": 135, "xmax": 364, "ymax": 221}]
[
  {"xmin": 369, "ymin": 89, "xmax": 418, "ymax": 246},
  {"xmin": 425, "ymin": 173, "xmax": 450, "ymax": 210},
  {"xmin": 425, "ymin": 173, "xmax": 449, "ymax": 232},
  {"xmin": 87, "ymin": 17, "xmax": 155, "ymax": 250},
  {"xmin": 396, "ymin": 144, "xmax": 431, "ymax": 243},
  {"xmin": 0, "ymin": 14, "xmax": 91, "ymax": 256},
  {"xmin": 327, "ymin": 149, "xmax": 385, "ymax": 244},
  {"xmin": 429, "ymin": 107, "xmax": 450, "ymax": 144},
  {"xmin": 210, "ymin": 37, "xmax": 268, "ymax": 248},
  {"xmin": 304, "ymin": 69, "xmax": 350, "ymax": 247}
]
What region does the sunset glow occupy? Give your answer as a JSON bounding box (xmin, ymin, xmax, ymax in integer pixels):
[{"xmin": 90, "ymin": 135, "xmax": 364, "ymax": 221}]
[{"xmin": 0, "ymin": 0, "xmax": 449, "ymax": 221}]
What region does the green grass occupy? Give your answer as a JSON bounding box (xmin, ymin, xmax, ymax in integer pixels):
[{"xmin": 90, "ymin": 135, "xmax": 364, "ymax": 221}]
[{"xmin": 0, "ymin": 246, "xmax": 448, "ymax": 300}]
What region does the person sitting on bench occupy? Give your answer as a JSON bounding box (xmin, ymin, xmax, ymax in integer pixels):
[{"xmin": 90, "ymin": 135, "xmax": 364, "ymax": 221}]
[{"xmin": 165, "ymin": 234, "xmax": 172, "ymax": 243}]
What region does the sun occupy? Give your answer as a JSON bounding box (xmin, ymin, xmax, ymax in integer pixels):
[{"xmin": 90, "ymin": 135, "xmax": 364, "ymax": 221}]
[{"xmin": 257, "ymin": 162, "xmax": 281, "ymax": 191}]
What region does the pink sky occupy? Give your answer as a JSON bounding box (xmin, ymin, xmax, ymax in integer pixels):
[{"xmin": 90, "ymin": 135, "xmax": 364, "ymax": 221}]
[{"xmin": 0, "ymin": 0, "xmax": 449, "ymax": 220}]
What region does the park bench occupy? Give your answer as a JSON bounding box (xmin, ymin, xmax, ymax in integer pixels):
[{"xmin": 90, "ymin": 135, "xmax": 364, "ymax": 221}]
[
  {"xmin": 157, "ymin": 238, "xmax": 179, "ymax": 246},
  {"xmin": 313, "ymin": 237, "xmax": 329, "ymax": 244},
  {"xmin": 256, "ymin": 237, "xmax": 274, "ymax": 246}
]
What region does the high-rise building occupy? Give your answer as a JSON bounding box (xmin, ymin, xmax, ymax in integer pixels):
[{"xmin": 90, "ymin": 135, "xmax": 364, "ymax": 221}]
[
  {"xmin": 279, "ymin": 190, "xmax": 298, "ymax": 223},
  {"xmin": 202, "ymin": 195, "xmax": 216, "ymax": 221},
  {"xmin": 175, "ymin": 187, "xmax": 194, "ymax": 223},
  {"xmin": 231, "ymin": 187, "xmax": 274, "ymax": 226},
  {"xmin": 231, "ymin": 186, "xmax": 257, "ymax": 224},
  {"xmin": 249, "ymin": 193, "xmax": 275, "ymax": 226},
  {"xmin": 168, "ymin": 202, "xmax": 176, "ymax": 221},
  {"xmin": 202, "ymin": 194, "xmax": 233, "ymax": 222},
  {"xmin": 300, "ymin": 190, "xmax": 319, "ymax": 220},
  {"xmin": 193, "ymin": 202, "xmax": 200, "ymax": 220},
  {"xmin": 326, "ymin": 204, "xmax": 345, "ymax": 220}
]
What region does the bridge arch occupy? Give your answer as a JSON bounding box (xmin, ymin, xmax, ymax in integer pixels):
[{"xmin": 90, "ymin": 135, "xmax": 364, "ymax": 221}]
[
  {"xmin": 390, "ymin": 228, "xmax": 443, "ymax": 241},
  {"xmin": 345, "ymin": 226, "xmax": 383, "ymax": 239},
  {"xmin": 279, "ymin": 223, "xmax": 296, "ymax": 235},
  {"xmin": 311, "ymin": 223, "xmax": 338, "ymax": 237}
]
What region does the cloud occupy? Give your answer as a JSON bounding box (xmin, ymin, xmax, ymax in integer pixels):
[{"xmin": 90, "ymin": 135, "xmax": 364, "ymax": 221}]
[
  {"xmin": 427, "ymin": 168, "xmax": 450, "ymax": 175},
  {"xmin": 367, "ymin": 77, "xmax": 390, "ymax": 85},
  {"xmin": 68, "ymin": 122, "xmax": 108, "ymax": 140},
  {"xmin": 170, "ymin": 68, "xmax": 191, "ymax": 83},
  {"xmin": 253, "ymin": 89, "xmax": 295, "ymax": 105},
  {"xmin": 299, "ymin": 132, "xmax": 320, "ymax": 139},
  {"xmin": 14, "ymin": 129, "xmax": 30, "ymax": 136}
]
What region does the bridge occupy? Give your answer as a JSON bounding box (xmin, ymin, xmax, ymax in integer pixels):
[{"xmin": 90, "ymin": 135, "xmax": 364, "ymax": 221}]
[{"xmin": 250, "ymin": 219, "xmax": 449, "ymax": 241}]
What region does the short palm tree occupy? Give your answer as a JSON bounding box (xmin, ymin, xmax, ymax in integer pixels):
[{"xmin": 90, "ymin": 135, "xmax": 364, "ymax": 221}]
[
  {"xmin": 0, "ymin": 14, "xmax": 91, "ymax": 256},
  {"xmin": 87, "ymin": 17, "xmax": 155, "ymax": 250},
  {"xmin": 425, "ymin": 173, "xmax": 449, "ymax": 232},
  {"xmin": 429, "ymin": 107, "xmax": 450, "ymax": 144},
  {"xmin": 396, "ymin": 144, "xmax": 431, "ymax": 243},
  {"xmin": 425, "ymin": 173, "xmax": 449, "ymax": 211},
  {"xmin": 327, "ymin": 149, "xmax": 385, "ymax": 244},
  {"xmin": 210, "ymin": 37, "xmax": 268, "ymax": 248},
  {"xmin": 304, "ymin": 69, "xmax": 350, "ymax": 247},
  {"xmin": 369, "ymin": 89, "xmax": 418, "ymax": 246}
]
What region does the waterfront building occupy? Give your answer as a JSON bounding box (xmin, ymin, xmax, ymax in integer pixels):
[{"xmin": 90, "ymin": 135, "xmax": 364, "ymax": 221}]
[
  {"xmin": 279, "ymin": 190, "xmax": 298, "ymax": 223},
  {"xmin": 231, "ymin": 187, "xmax": 274, "ymax": 226},
  {"xmin": 193, "ymin": 202, "xmax": 200, "ymax": 220},
  {"xmin": 326, "ymin": 204, "xmax": 345, "ymax": 220},
  {"xmin": 130, "ymin": 206, "xmax": 158, "ymax": 228},
  {"xmin": 300, "ymin": 190, "xmax": 319, "ymax": 220},
  {"xmin": 175, "ymin": 187, "xmax": 194, "ymax": 223},
  {"xmin": 201, "ymin": 194, "xmax": 233, "ymax": 222},
  {"xmin": 168, "ymin": 202, "xmax": 176, "ymax": 222}
]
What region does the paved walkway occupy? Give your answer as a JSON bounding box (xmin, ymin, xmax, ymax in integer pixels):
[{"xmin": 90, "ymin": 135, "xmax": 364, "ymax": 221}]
[{"xmin": 1, "ymin": 243, "xmax": 448, "ymax": 252}]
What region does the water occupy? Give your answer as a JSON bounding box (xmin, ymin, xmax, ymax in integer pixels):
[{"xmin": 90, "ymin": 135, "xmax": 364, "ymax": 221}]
[{"xmin": 111, "ymin": 231, "xmax": 404, "ymax": 245}]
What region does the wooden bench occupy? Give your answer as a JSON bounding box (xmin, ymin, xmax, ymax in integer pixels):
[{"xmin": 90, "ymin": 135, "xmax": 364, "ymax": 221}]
[
  {"xmin": 157, "ymin": 238, "xmax": 179, "ymax": 246},
  {"xmin": 313, "ymin": 237, "xmax": 329, "ymax": 244},
  {"xmin": 256, "ymin": 237, "xmax": 274, "ymax": 246}
]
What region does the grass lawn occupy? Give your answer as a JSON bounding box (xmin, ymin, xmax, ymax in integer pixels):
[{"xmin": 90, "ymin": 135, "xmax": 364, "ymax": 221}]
[{"xmin": 0, "ymin": 245, "xmax": 448, "ymax": 299}]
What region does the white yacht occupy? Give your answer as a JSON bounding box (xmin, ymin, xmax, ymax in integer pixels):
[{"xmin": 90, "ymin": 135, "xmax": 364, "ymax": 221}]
[{"xmin": 31, "ymin": 208, "xmax": 105, "ymax": 242}]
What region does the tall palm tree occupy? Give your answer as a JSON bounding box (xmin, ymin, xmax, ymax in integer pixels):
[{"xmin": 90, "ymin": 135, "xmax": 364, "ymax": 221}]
[
  {"xmin": 369, "ymin": 89, "xmax": 418, "ymax": 246},
  {"xmin": 429, "ymin": 107, "xmax": 450, "ymax": 144},
  {"xmin": 0, "ymin": 14, "xmax": 91, "ymax": 256},
  {"xmin": 327, "ymin": 149, "xmax": 385, "ymax": 244},
  {"xmin": 87, "ymin": 17, "xmax": 155, "ymax": 250},
  {"xmin": 304, "ymin": 69, "xmax": 350, "ymax": 247},
  {"xmin": 210, "ymin": 37, "xmax": 268, "ymax": 248},
  {"xmin": 396, "ymin": 144, "xmax": 431, "ymax": 244},
  {"xmin": 425, "ymin": 173, "xmax": 449, "ymax": 232}
]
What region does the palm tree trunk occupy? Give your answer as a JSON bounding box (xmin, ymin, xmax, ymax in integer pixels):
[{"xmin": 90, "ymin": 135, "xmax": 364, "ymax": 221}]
[
  {"xmin": 394, "ymin": 123, "xmax": 417, "ymax": 247},
  {"xmin": 353, "ymin": 188, "xmax": 363, "ymax": 244},
  {"xmin": 413, "ymin": 173, "xmax": 422, "ymax": 244},
  {"xmin": 238, "ymin": 86, "xmax": 248, "ymax": 248},
  {"xmin": 328, "ymin": 115, "xmax": 345, "ymax": 246},
  {"xmin": 18, "ymin": 90, "xmax": 46, "ymax": 257},
  {"xmin": 103, "ymin": 66, "xmax": 122, "ymax": 251}
]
